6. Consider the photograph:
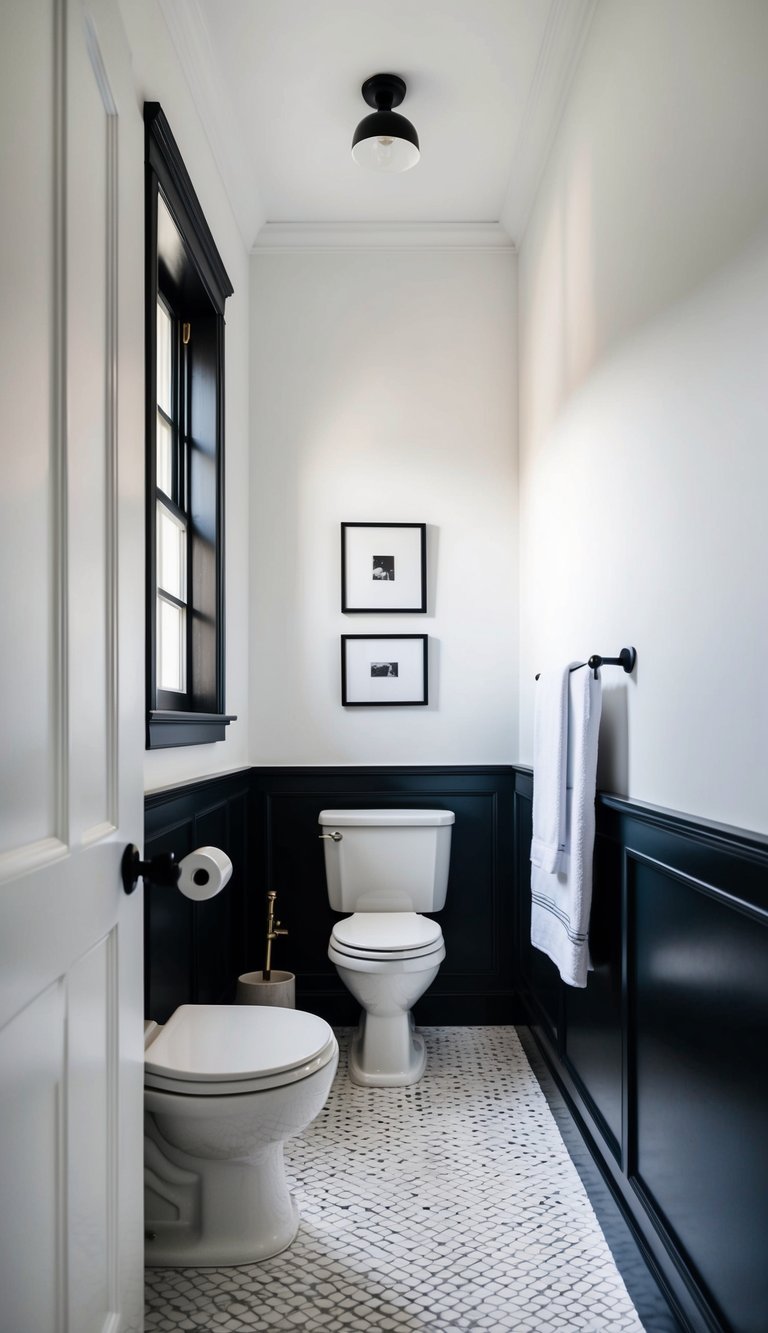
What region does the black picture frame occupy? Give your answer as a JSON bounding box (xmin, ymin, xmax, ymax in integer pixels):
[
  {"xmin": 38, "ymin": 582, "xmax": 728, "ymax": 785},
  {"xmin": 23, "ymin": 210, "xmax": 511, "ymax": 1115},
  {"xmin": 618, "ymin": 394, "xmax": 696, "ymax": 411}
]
[
  {"xmin": 341, "ymin": 522, "xmax": 427, "ymax": 613},
  {"xmin": 341, "ymin": 635, "xmax": 429, "ymax": 706}
]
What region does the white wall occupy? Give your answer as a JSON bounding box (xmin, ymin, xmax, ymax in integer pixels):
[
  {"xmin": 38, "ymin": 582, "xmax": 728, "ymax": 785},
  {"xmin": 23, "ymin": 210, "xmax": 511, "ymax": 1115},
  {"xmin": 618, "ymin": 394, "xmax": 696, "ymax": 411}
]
[
  {"xmin": 117, "ymin": 0, "xmax": 253, "ymax": 791},
  {"xmin": 518, "ymin": 0, "xmax": 768, "ymax": 831},
  {"xmin": 249, "ymin": 249, "xmax": 518, "ymax": 764}
]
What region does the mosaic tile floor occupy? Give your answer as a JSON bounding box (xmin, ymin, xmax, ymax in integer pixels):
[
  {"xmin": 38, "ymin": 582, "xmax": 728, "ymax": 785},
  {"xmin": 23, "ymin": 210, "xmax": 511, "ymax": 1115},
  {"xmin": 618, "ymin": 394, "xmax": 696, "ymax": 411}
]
[{"xmin": 145, "ymin": 1027, "xmax": 645, "ymax": 1332}]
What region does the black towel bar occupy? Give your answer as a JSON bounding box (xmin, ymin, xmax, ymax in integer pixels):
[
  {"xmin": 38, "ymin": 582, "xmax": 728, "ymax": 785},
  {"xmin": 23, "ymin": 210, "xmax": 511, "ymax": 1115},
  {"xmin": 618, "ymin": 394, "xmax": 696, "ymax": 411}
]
[{"xmin": 535, "ymin": 647, "xmax": 636, "ymax": 681}]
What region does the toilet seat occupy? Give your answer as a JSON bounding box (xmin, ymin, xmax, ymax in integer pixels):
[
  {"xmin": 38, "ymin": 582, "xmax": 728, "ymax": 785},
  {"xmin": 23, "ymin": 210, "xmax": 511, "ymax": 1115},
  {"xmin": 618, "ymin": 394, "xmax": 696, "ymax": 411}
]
[
  {"xmin": 330, "ymin": 912, "xmax": 443, "ymax": 961},
  {"xmin": 328, "ymin": 912, "xmax": 446, "ymax": 972},
  {"xmin": 330, "ymin": 943, "xmax": 442, "ymax": 965},
  {"xmin": 328, "ymin": 941, "xmax": 445, "ymax": 973},
  {"xmin": 144, "ymin": 1004, "xmax": 337, "ymax": 1097}
]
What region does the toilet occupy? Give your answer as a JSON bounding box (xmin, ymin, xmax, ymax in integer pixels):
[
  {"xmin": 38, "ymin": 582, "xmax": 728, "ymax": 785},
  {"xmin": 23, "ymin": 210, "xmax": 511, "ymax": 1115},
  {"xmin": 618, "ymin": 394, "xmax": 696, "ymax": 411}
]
[
  {"xmin": 144, "ymin": 1004, "xmax": 338, "ymax": 1266},
  {"xmin": 319, "ymin": 808, "xmax": 454, "ymax": 1087}
]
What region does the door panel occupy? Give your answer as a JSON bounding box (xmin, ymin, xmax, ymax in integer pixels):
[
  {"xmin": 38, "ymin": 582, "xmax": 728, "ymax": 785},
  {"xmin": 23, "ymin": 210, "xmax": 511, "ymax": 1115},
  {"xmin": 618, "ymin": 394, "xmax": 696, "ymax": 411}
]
[
  {"xmin": 0, "ymin": 983, "xmax": 65, "ymax": 1333},
  {"xmin": 68, "ymin": 935, "xmax": 115, "ymax": 1332},
  {"xmin": 0, "ymin": 1, "xmax": 144, "ymax": 1329},
  {"xmin": 0, "ymin": 0, "xmax": 57, "ymax": 858},
  {"xmin": 68, "ymin": 6, "xmax": 114, "ymax": 844}
]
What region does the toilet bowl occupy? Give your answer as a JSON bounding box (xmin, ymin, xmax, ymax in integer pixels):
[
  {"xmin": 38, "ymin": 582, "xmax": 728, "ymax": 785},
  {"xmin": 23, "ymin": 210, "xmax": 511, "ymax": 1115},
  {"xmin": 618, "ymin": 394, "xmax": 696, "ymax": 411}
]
[
  {"xmin": 144, "ymin": 1004, "xmax": 338, "ymax": 1266},
  {"xmin": 319, "ymin": 807, "xmax": 454, "ymax": 1088},
  {"xmin": 329, "ymin": 912, "xmax": 445, "ymax": 1085}
]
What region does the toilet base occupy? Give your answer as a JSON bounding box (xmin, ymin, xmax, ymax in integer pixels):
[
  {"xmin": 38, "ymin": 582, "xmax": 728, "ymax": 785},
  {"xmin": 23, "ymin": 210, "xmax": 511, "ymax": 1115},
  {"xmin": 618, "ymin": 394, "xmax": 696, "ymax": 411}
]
[
  {"xmin": 349, "ymin": 1012, "xmax": 427, "ymax": 1087},
  {"xmin": 144, "ymin": 1119, "xmax": 299, "ymax": 1267}
]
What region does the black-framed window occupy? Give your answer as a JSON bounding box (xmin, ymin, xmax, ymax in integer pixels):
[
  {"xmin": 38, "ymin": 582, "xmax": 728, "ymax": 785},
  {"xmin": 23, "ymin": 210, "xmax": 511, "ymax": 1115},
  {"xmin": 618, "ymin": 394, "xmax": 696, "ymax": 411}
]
[{"xmin": 145, "ymin": 103, "xmax": 236, "ymax": 749}]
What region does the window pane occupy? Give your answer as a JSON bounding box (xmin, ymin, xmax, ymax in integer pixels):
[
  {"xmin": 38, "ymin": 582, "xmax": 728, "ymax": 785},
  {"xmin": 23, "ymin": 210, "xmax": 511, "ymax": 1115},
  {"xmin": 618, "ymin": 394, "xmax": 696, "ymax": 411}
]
[
  {"xmin": 157, "ymin": 596, "xmax": 185, "ymax": 692},
  {"xmin": 157, "ymin": 502, "xmax": 186, "ymax": 601},
  {"xmin": 156, "ymin": 412, "xmax": 173, "ymax": 496},
  {"xmin": 157, "ymin": 301, "xmax": 172, "ymax": 416}
]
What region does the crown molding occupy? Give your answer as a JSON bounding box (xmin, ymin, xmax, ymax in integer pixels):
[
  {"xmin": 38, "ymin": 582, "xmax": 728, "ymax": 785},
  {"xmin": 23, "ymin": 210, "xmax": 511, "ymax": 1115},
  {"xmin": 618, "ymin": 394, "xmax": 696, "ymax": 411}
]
[
  {"xmin": 159, "ymin": 0, "xmax": 265, "ymax": 250},
  {"xmin": 500, "ymin": 0, "xmax": 597, "ymax": 246},
  {"xmin": 159, "ymin": 0, "xmax": 594, "ymax": 256},
  {"xmin": 252, "ymin": 222, "xmax": 515, "ymax": 253}
]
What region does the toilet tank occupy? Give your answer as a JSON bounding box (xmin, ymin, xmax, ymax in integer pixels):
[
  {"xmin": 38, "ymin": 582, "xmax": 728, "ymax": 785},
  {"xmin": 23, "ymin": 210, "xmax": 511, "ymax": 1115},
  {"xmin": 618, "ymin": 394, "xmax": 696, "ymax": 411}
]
[{"xmin": 318, "ymin": 809, "xmax": 454, "ymax": 913}]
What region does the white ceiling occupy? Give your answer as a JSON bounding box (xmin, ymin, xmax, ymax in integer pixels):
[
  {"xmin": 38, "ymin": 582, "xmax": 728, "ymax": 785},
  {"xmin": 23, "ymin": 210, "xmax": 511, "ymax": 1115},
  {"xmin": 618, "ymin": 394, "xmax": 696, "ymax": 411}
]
[{"xmin": 160, "ymin": 0, "xmax": 595, "ymax": 249}]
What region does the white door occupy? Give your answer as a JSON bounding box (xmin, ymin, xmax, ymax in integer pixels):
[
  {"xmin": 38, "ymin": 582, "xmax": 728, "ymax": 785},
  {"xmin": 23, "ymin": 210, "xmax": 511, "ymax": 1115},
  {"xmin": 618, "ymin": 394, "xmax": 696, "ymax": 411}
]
[{"xmin": 0, "ymin": 0, "xmax": 145, "ymax": 1330}]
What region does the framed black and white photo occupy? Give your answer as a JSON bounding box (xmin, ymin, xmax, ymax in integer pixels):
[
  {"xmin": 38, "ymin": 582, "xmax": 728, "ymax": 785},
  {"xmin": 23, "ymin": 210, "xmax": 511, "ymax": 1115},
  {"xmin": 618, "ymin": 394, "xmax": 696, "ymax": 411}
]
[
  {"xmin": 341, "ymin": 635, "xmax": 428, "ymax": 706},
  {"xmin": 341, "ymin": 522, "xmax": 427, "ymax": 613}
]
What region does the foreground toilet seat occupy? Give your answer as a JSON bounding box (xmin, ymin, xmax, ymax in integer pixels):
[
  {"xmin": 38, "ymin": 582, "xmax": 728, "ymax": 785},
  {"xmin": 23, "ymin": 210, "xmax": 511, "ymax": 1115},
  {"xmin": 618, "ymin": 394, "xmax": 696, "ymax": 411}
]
[{"xmin": 145, "ymin": 1004, "xmax": 337, "ymax": 1096}]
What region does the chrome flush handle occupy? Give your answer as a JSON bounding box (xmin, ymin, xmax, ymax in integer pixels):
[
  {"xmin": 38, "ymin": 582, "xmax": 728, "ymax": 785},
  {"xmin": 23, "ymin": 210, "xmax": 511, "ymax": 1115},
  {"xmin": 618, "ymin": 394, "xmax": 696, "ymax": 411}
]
[{"xmin": 318, "ymin": 831, "xmax": 343, "ymax": 842}]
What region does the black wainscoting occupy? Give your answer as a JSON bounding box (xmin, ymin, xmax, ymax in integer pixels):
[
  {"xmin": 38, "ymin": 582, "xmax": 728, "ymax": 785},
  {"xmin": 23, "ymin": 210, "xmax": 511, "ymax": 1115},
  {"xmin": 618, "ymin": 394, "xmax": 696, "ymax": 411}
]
[
  {"xmin": 515, "ymin": 768, "xmax": 768, "ymax": 1333},
  {"xmin": 144, "ymin": 762, "xmax": 768, "ymax": 1333},
  {"xmin": 144, "ymin": 765, "xmax": 519, "ymax": 1028},
  {"xmin": 144, "ymin": 769, "xmax": 251, "ymax": 1022},
  {"xmin": 249, "ymin": 766, "xmax": 519, "ymax": 1026}
]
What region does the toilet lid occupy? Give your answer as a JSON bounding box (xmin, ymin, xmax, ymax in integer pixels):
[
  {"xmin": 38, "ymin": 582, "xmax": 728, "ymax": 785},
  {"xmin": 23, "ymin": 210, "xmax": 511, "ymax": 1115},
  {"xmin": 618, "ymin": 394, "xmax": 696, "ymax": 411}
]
[
  {"xmin": 145, "ymin": 1005, "xmax": 335, "ymax": 1089},
  {"xmin": 331, "ymin": 912, "xmax": 442, "ymax": 953}
]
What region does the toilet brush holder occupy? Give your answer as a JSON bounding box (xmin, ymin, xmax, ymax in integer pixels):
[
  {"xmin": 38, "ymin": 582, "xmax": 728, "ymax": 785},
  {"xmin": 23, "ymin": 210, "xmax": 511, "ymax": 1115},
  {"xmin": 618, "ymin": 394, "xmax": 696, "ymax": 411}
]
[{"xmin": 236, "ymin": 969, "xmax": 295, "ymax": 1008}]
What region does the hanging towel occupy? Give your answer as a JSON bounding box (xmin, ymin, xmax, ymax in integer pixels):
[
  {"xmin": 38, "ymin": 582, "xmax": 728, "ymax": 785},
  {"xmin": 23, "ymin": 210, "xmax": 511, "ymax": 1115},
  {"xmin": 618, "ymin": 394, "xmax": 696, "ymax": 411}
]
[
  {"xmin": 530, "ymin": 665, "xmax": 602, "ymax": 988},
  {"xmin": 530, "ymin": 662, "xmax": 573, "ymax": 873}
]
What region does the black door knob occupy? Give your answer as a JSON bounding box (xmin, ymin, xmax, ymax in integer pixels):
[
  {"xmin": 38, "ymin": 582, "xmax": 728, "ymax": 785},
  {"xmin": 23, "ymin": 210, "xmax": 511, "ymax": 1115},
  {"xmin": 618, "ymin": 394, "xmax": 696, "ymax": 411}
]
[{"xmin": 121, "ymin": 844, "xmax": 180, "ymax": 895}]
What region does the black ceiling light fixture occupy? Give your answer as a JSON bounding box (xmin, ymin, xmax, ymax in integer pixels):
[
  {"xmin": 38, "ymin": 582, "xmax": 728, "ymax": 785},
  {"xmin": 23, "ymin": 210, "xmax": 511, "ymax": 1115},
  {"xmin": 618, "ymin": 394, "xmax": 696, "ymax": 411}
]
[{"xmin": 351, "ymin": 73, "xmax": 420, "ymax": 173}]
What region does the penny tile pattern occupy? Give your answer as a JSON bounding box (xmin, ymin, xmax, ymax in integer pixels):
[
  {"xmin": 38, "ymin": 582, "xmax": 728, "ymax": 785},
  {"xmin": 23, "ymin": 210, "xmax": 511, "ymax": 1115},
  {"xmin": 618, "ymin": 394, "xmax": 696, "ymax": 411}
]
[{"xmin": 145, "ymin": 1027, "xmax": 644, "ymax": 1332}]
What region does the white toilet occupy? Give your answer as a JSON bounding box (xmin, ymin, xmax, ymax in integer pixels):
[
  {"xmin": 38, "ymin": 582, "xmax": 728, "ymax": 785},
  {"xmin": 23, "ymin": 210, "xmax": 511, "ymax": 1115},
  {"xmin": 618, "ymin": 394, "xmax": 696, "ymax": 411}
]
[
  {"xmin": 319, "ymin": 808, "xmax": 454, "ymax": 1087},
  {"xmin": 144, "ymin": 1004, "xmax": 338, "ymax": 1266}
]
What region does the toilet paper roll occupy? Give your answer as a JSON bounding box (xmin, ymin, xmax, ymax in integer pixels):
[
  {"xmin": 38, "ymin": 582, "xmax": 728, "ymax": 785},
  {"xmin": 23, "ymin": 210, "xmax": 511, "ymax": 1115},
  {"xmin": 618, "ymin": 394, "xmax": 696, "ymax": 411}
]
[{"xmin": 177, "ymin": 846, "xmax": 233, "ymax": 901}]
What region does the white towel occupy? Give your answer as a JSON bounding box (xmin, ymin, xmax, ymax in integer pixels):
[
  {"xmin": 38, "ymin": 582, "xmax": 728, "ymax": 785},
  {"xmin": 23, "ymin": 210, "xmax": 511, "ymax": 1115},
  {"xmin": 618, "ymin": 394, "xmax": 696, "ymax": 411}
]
[
  {"xmin": 530, "ymin": 662, "xmax": 573, "ymax": 873},
  {"xmin": 530, "ymin": 665, "xmax": 602, "ymax": 988}
]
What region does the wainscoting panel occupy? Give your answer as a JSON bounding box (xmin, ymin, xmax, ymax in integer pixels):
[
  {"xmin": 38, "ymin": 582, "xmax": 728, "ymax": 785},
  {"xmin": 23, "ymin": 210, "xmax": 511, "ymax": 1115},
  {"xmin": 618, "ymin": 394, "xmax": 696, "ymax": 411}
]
[
  {"xmin": 563, "ymin": 829, "xmax": 624, "ymax": 1160},
  {"xmin": 630, "ymin": 853, "xmax": 768, "ymax": 1333},
  {"xmin": 249, "ymin": 767, "xmax": 519, "ymax": 1026},
  {"xmin": 515, "ymin": 767, "xmax": 768, "ymax": 1333},
  {"xmin": 144, "ymin": 770, "xmax": 250, "ymax": 1022}
]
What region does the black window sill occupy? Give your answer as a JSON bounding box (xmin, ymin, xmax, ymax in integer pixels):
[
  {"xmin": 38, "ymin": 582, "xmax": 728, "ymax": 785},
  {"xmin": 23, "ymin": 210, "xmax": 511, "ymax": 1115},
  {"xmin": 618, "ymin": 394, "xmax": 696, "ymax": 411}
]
[{"xmin": 147, "ymin": 711, "xmax": 237, "ymax": 750}]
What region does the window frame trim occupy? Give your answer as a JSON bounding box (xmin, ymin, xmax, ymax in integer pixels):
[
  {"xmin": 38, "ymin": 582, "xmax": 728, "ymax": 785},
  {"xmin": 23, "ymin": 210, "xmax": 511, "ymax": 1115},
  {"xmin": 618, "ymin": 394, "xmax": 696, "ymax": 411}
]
[{"xmin": 145, "ymin": 102, "xmax": 235, "ymax": 749}]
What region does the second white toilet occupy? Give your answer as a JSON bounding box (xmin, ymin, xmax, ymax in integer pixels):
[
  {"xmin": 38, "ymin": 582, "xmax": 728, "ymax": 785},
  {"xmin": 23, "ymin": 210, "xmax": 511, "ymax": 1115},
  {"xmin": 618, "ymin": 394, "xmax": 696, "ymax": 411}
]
[{"xmin": 319, "ymin": 807, "xmax": 454, "ymax": 1087}]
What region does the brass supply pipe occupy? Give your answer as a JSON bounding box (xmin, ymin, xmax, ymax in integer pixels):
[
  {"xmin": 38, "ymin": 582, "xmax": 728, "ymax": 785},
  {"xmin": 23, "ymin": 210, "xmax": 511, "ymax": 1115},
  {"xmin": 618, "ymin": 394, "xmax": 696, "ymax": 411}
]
[{"xmin": 264, "ymin": 890, "xmax": 288, "ymax": 980}]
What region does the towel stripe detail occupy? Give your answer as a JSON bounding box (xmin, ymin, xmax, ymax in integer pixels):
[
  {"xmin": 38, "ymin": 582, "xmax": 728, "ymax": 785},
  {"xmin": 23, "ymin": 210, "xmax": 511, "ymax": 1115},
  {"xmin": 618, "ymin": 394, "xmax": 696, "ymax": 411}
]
[{"xmin": 531, "ymin": 892, "xmax": 589, "ymax": 944}]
